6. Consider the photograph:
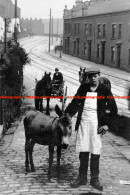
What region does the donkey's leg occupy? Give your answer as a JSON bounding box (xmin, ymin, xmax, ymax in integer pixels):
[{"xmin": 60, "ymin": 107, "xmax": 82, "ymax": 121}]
[
  {"xmin": 29, "ymin": 140, "xmax": 35, "ymax": 172},
  {"xmin": 46, "ymin": 98, "xmax": 50, "ymax": 115},
  {"xmin": 57, "ymin": 146, "xmax": 62, "ymax": 166},
  {"xmin": 25, "ymin": 138, "xmax": 30, "ymax": 172},
  {"xmin": 57, "ymin": 146, "xmax": 62, "ymax": 174},
  {"xmin": 48, "ymin": 145, "xmax": 54, "ymax": 178}
]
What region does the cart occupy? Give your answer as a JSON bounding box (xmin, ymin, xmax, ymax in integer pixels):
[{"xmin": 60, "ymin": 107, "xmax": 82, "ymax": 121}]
[{"xmin": 51, "ymin": 81, "xmax": 67, "ymax": 111}]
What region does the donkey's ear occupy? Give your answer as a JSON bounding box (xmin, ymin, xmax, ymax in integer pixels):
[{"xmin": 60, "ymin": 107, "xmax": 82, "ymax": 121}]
[
  {"xmin": 45, "ymin": 71, "xmax": 46, "ymax": 75},
  {"xmin": 49, "ymin": 72, "xmax": 51, "ymax": 75},
  {"xmin": 55, "ymin": 105, "xmax": 63, "ymax": 117}
]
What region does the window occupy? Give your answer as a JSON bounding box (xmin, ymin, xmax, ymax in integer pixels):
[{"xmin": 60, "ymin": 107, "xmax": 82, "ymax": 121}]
[
  {"xmin": 84, "ymin": 43, "xmax": 87, "ymax": 55},
  {"xmin": 65, "ymin": 23, "xmax": 67, "ymax": 33},
  {"xmin": 112, "ymin": 24, "xmax": 116, "ymax": 38},
  {"xmin": 77, "ymin": 23, "xmax": 80, "ymax": 34},
  {"xmin": 85, "ymin": 23, "xmax": 88, "ymax": 35},
  {"xmin": 103, "ymin": 24, "xmax": 106, "ymax": 37},
  {"xmin": 74, "ymin": 23, "xmax": 80, "ymax": 34},
  {"xmin": 97, "ymin": 24, "xmax": 101, "ymax": 37},
  {"xmin": 89, "ymin": 23, "xmax": 92, "ymax": 36},
  {"xmin": 128, "ymin": 49, "xmax": 130, "ymax": 66},
  {"xmin": 74, "ymin": 41, "xmax": 76, "ymax": 54},
  {"xmin": 118, "ymin": 24, "xmax": 122, "ymax": 38},
  {"xmin": 111, "ymin": 46, "xmax": 115, "ymax": 62},
  {"xmin": 97, "ymin": 44, "xmax": 101, "ymax": 58},
  {"xmin": 74, "ymin": 23, "xmax": 77, "ymax": 34}
]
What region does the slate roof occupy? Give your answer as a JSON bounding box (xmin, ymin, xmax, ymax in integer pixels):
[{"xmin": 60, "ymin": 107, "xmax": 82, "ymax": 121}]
[{"xmin": 86, "ymin": 0, "xmax": 130, "ymax": 16}]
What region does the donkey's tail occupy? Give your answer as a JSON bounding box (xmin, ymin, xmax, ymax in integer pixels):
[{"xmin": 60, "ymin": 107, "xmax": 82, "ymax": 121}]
[{"xmin": 23, "ymin": 116, "xmax": 29, "ymax": 138}]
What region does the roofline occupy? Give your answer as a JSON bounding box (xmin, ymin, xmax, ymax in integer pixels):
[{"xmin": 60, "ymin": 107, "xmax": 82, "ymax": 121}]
[{"xmin": 64, "ymin": 9, "xmax": 130, "ymax": 20}]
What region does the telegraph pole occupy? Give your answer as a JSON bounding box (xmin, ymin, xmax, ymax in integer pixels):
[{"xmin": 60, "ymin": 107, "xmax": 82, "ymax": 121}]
[
  {"xmin": 14, "ymin": 0, "xmax": 17, "ymax": 42},
  {"xmin": 51, "ymin": 16, "xmax": 53, "ymax": 44},
  {"xmin": 4, "ymin": 18, "xmax": 7, "ymax": 52},
  {"xmin": 4, "ymin": 0, "xmax": 7, "ymax": 52},
  {"xmin": 57, "ymin": 19, "xmax": 59, "ymax": 40},
  {"xmin": 49, "ymin": 8, "xmax": 51, "ymax": 53}
]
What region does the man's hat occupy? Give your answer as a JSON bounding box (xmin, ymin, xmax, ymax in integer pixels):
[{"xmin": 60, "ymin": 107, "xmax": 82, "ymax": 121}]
[
  {"xmin": 87, "ymin": 67, "xmax": 100, "ymax": 74},
  {"xmin": 55, "ymin": 68, "xmax": 59, "ymax": 71}
]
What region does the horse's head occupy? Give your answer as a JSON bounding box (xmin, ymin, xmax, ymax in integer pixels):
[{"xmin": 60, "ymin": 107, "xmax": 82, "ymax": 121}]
[
  {"xmin": 99, "ymin": 77, "xmax": 111, "ymax": 89},
  {"xmin": 43, "ymin": 72, "xmax": 51, "ymax": 83},
  {"xmin": 79, "ymin": 67, "xmax": 89, "ymax": 84},
  {"xmin": 55, "ymin": 105, "xmax": 72, "ymax": 149}
]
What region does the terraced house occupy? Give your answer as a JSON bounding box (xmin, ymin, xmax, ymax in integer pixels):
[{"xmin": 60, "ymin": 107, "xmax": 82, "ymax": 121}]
[{"xmin": 63, "ymin": 0, "xmax": 130, "ymax": 72}]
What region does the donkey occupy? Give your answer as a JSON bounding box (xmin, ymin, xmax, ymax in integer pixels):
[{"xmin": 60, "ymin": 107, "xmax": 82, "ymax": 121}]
[
  {"xmin": 34, "ymin": 72, "xmax": 51, "ymax": 115},
  {"xmin": 24, "ymin": 105, "xmax": 72, "ymax": 178}
]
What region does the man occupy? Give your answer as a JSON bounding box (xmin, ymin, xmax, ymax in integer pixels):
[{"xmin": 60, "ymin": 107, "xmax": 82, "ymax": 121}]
[
  {"xmin": 53, "ymin": 68, "xmax": 63, "ymax": 84},
  {"xmin": 65, "ymin": 67, "xmax": 117, "ymax": 191}
]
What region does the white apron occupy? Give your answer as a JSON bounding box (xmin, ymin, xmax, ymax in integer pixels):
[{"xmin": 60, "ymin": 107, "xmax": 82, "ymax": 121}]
[{"xmin": 75, "ymin": 92, "xmax": 102, "ymax": 155}]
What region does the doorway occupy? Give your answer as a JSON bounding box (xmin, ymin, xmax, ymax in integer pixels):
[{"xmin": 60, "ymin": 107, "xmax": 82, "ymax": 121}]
[{"xmin": 117, "ymin": 45, "xmax": 121, "ymax": 68}]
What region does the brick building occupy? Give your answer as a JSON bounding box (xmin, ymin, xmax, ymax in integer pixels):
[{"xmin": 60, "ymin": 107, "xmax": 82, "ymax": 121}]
[
  {"xmin": 20, "ymin": 18, "xmax": 44, "ymax": 36},
  {"xmin": 63, "ymin": 0, "xmax": 130, "ymax": 72}
]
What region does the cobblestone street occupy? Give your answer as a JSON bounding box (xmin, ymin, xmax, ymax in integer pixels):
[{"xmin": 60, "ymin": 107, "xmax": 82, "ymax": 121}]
[{"xmin": 0, "ymin": 110, "xmax": 130, "ymax": 195}]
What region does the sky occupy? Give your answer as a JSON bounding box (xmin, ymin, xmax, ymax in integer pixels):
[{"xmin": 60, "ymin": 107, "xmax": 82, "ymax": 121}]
[{"xmin": 12, "ymin": 0, "xmax": 76, "ymax": 19}]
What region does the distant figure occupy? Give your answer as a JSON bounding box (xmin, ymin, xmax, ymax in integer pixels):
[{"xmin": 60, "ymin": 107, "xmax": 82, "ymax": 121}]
[{"xmin": 53, "ymin": 68, "xmax": 63, "ymax": 84}]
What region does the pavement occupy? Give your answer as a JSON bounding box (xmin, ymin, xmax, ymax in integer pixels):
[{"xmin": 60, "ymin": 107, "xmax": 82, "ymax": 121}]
[{"xmin": 0, "ymin": 38, "xmax": 130, "ymax": 195}]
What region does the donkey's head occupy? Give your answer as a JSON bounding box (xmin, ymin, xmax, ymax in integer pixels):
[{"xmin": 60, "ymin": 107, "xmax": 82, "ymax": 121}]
[{"xmin": 55, "ymin": 105, "xmax": 72, "ymax": 149}]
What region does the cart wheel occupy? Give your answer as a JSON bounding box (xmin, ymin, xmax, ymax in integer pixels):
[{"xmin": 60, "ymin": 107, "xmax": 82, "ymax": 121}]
[{"xmin": 62, "ymin": 86, "xmax": 67, "ymax": 112}]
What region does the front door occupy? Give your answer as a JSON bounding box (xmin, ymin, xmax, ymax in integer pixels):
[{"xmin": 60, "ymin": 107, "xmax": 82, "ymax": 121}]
[
  {"xmin": 101, "ymin": 42, "xmax": 105, "ymax": 64},
  {"xmin": 88, "ymin": 41, "xmax": 91, "ymax": 61},
  {"xmin": 117, "ymin": 45, "xmax": 121, "ymax": 68},
  {"xmin": 67, "ymin": 37, "xmax": 70, "ymax": 54},
  {"xmin": 77, "ymin": 38, "xmax": 80, "ymax": 56}
]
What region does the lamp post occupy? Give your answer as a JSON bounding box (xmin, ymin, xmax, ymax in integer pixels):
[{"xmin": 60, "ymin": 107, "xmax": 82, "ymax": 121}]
[{"xmin": 59, "ymin": 34, "xmax": 63, "ymax": 58}]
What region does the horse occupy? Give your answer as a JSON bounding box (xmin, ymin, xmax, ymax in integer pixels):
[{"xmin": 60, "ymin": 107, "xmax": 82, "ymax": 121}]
[
  {"xmin": 99, "ymin": 76, "xmax": 111, "ymax": 89},
  {"xmin": 79, "ymin": 67, "xmax": 87, "ymax": 84},
  {"xmin": 34, "ymin": 72, "xmax": 51, "ymax": 115},
  {"xmin": 24, "ymin": 105, "xmax": 72, "ymax": 179},
  {"xmin": 79, "ymin": 67, "xmax": 111, "ymax": 89}
]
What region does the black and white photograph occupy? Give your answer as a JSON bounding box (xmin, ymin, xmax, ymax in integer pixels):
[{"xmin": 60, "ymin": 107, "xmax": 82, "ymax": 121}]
[{"xmin": 0, "ymin": 0, "xmax": 130, "ymax": 194}]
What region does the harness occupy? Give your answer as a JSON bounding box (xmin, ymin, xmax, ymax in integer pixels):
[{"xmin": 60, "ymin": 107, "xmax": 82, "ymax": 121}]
[{"xmin": 51, "ymin": 117, "xmax": 59, "ymax": 127}]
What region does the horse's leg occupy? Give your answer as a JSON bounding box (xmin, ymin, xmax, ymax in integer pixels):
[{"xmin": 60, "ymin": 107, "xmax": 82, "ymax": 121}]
[
  {"xmin": 40, "ymin": 99, "xmax": 43, "ymax": 112},
  {"xmin": 35, "ymin": 99, "xmax": 39, "ymax": 111},
  {"xmin": 57, "ymin": 146, "xmax": 62, "ymax": 174},
  {"xmin": 46, "ymin": 98, "xmax": 50, "ymax": 115},
  {"xmin": 25, "ymin": 137, "xmax": 30, "ymax": 172},
  {"xmin": 48, "ymin": 145, "xmax": 54, "ymax": 178},
  {"xmin": 29, "ymin": 139, "xmax": 35, "ymax": 172}
]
